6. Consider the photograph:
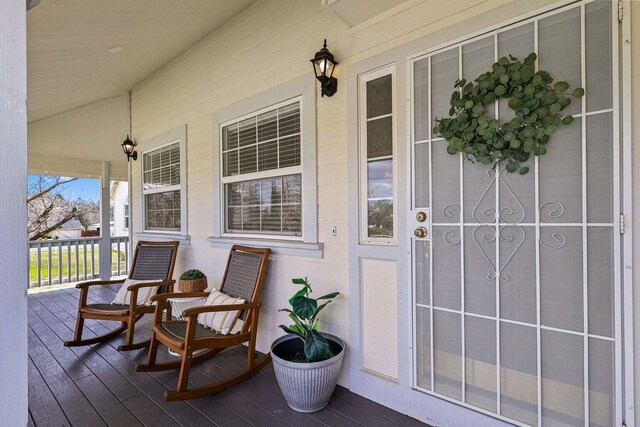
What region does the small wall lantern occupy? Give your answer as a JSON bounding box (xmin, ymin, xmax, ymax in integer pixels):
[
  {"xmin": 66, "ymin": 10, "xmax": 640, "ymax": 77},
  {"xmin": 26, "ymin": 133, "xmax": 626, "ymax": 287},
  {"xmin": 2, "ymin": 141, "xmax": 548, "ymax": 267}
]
[
  {"xmin": 311, "ymin": 39, "xmax": 338, "ymax": 97},
  {"xmin": 121, "ymin": 134, "xmax": 137, "ymax": 161}
]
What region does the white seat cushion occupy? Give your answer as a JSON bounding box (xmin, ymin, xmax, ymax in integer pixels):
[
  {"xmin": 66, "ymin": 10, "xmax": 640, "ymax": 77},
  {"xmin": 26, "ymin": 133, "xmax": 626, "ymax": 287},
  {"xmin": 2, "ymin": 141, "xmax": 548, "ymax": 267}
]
[
  {"xmin": 112, "ymin": 278, "xmax": 162, "ymax": 306},
  {"xmin": 197, "ymin": 289, "xmax": 245, "ymax": 335}
]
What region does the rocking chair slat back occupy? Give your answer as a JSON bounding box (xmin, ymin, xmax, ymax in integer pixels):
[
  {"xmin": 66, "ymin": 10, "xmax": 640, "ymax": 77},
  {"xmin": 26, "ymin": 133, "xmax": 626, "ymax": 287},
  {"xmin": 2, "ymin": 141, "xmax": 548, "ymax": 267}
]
[
  {"xmin": 130, "ymin": 242, "xmax": 179, "ymax": 293},
  {"xmin": 220, "ymin": 247, "xmax": 269, "ymax": 320}
]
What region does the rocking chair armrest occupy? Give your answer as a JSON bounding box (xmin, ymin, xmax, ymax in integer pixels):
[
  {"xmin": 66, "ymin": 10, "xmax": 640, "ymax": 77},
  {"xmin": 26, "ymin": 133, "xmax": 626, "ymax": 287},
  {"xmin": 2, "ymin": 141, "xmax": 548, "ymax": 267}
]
[
  {"xmin": 126, "ymin": 280, "xmax": 176, "ymax": 314},
  {"xmin": 127, "ymin": 279, "xmax": 175, "ymax": 291},
  {"xmin": 149, "ymin": 291, "xmax": 211, "ymax": 325},
  {"xmin": 151, "ymin": 291, "xmax": 211, "ymax": 303},
  {"xmin": 182, "ymin": 302, "xmax": 261, "ymax": 318},
  {"xmin": 75, "ymin": 279, "xmax": 126, "ymax": 289}
]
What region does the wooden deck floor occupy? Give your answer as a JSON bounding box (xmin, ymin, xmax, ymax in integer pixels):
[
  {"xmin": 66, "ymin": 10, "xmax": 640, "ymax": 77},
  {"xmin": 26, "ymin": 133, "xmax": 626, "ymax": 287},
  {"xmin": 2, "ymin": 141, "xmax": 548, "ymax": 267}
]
[{"xmin": 27, "ymin": 285, "xmax": 427, "ymax": 427}]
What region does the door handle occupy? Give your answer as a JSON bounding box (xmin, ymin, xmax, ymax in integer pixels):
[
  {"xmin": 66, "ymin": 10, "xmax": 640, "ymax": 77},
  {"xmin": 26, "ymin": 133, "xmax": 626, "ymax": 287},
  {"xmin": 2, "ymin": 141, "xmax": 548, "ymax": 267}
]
[{"xmin": 414, "ymin": 227, "xmax": 428, "ymax": 238}]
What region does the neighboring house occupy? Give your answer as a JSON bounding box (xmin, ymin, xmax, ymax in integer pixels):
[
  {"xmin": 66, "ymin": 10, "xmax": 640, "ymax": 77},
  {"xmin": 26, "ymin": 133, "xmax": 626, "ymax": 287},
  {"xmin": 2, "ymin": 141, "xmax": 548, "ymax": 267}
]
[
  {"xmin": 81, "ymin": 182, "xmax": 128, "ymax": 237},
  {"xmin": 49, "ymin": 219, "xmax": 83, "ymax": 239},
  {"xmin": 110, "ymin": 181, "xmax": 129, "ymax": 237}
]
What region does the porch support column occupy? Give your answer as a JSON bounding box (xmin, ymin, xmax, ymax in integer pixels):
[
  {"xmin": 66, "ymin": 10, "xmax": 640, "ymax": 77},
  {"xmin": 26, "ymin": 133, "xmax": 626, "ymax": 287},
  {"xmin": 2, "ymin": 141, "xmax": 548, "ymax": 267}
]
[
  {"xmin": 127, "ymin": 91, "xmax": 133, "ymax": 263},
  {"xmin": 0, "ymin": 0, "xmax": 28, "ymax": 423},
  {"xmin": 100, "ymin": 161, "xmax": 112, "ymax": 280}
]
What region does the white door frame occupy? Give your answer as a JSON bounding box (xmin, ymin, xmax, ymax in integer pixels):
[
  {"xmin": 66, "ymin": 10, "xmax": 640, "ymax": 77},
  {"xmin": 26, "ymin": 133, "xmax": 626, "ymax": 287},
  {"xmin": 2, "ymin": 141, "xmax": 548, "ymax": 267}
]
[{"xmin": 620, "ymin": 1, "xmax": 635, "ymax": 425}]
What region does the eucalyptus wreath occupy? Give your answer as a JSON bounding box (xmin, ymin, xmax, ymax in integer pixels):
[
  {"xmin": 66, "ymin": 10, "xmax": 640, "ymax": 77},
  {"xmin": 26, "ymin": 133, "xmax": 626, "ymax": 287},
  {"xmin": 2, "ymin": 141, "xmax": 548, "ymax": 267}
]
[{"xmin": 432, "ymin": 52, "xmax": 584, "ymax": 174}]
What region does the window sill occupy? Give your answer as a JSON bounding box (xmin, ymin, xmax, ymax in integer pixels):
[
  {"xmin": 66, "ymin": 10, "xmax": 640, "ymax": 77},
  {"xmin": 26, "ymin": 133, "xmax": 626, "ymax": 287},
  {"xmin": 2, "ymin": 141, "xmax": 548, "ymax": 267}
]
[
  {"xmin": 136, "ymin": 232, "xmax": 191, "ymax": 246},
  {"xmin": 207, "ymin": 236, "xmax": 323, "ymax": 258}
]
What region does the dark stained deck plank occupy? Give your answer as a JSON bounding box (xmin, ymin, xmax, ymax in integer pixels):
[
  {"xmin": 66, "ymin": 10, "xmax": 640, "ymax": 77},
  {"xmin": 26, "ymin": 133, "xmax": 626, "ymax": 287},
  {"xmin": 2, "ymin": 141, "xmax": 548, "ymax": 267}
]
[
  {"xmin": 74, "ymin": 374, "xmax": 144, "ymax": 427},
  {"xmin": 93, "ymin": 350, "xmax": 218, "ymax": 427},
  {"xmin": 28, "ymin": 328, "xmax": 107, "ymax": 427},
  {"xmin": 82, "ymin": 329, "xmax": 219, "ymax": 427},
  {"xmin": 149, "ymin": 369, "xmax": 253, "ymax": 427},
  {"xmin": 32, "ymin": 292, "xmax": 217, "ymax": 427},
  {"xmin": 247, "ymin": 365, "xmax": 363, "ymax": 426},
  {"xmin": 49, "ymin": 322, "xmax": 142, "ymax": 401},
  {"xmin": 326, "ymin": 394, "xmax": 399, "ymax": 427},
  {"xmin": 29, "ymin": 294, "xmax": 144, "ymax": 403},
  {"xmin": 333, "ymin": 387, "xmax": 428, "ymax": 427},
  {"xmin": 49, "ymin": 319, "xmax": 193, "ymax": 426},
  {"xmin": 30, "ymin": 320, "xmax": 93, "ymax": 382},
  {"xmin": 52, "ymin": 285, "xmax": 306, "ymax": 426},
  {"xmin": 225, "ymin": 378, "xmax": 327, "ymax": 426},
  {"xmin": 29, "ymin": 286, "xmax": 428, "ymax": 427},
  {"xmin": 179, "ymin": 343, "xmax": 329, "ymax": 426},
  {"xmin": 122, "ymin": 393, "xmax": 180, "ymax": 427},
  {"xmin": 28, "ymin": 357, "xmax": 70, "ymax": 427}
]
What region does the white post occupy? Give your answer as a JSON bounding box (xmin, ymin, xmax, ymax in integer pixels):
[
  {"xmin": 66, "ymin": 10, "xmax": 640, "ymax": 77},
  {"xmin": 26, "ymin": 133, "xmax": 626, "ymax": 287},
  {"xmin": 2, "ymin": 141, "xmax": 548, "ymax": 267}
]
[
  {"xmin": 0, "ymin": 0, "xmax": 28, "ymax": 423},
  {"xmin": 127, "ymin": 91, "xmax": 134, "ymax": 264},
  {"xmin": 100, "ymin": 162, "xmax": 112, "ymax": 280}
]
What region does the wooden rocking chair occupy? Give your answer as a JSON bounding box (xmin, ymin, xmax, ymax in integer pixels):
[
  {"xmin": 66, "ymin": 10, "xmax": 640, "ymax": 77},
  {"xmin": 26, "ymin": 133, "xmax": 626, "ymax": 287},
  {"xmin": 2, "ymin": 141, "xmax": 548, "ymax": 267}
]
[
  {"xmin": 136, "ymin": 245, "xmax": 271, "ymax": 401},
  {"xmin": 64, "ymin": 240, "xmax": 179, "ymax": 351}
]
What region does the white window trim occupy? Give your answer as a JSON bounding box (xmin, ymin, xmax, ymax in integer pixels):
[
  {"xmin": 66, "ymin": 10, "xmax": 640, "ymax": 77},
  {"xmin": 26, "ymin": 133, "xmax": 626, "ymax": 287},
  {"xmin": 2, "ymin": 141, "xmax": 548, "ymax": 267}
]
[
  {"xmin": 136, "ymin": 125, "xmax": 190, "ymax": 245},
  {"xmin": 220, "ymin": 98, "xmax": 303, "ymax": 239},
  {"xmin": 209, "ymin": 74, "xmax": 322, "ymax": 257},
  {"xmin": 358, "ymin": 65, "xmax": 398, "ymax": 246}
]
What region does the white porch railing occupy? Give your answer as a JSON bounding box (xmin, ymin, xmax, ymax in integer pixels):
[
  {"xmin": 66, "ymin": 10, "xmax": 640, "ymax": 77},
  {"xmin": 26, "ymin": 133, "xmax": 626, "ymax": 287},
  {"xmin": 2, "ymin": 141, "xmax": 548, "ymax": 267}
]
[{"xmin": 28, "ymin": 235, "xmax": 130, "ymax": 288}]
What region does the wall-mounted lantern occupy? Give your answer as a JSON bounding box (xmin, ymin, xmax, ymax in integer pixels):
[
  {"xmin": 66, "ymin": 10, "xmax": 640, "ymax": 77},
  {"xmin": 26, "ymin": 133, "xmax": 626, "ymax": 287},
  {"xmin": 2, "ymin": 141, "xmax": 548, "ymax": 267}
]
[
  {"xmin": 311, "ymin": 39, "xmax": 338, "ymax": 97},
  {"xmin": 121, "ymin": 134, "xmax": 137, "ymax": 161}
]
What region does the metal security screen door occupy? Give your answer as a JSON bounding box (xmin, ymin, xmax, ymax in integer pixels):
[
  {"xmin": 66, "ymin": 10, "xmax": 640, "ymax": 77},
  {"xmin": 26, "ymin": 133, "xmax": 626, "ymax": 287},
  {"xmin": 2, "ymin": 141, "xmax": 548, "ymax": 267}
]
[{"xmin": 410, "ymin": 2, "xmax": 620, "ymax": 426}]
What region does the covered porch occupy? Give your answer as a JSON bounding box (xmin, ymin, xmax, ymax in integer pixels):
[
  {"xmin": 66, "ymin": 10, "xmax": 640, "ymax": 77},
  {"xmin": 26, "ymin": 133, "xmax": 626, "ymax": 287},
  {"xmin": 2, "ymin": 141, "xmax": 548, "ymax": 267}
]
[{"xmin": 2, "ymin": 0, "xmax": 640, "ymax": 426}]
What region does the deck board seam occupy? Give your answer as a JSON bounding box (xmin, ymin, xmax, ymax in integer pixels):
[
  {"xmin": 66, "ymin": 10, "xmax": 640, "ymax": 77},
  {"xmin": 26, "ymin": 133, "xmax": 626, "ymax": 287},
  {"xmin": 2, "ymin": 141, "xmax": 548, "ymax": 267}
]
[
  {"xmin": 27, "ymin": 330, "xmax": 108, "ymax": 427},
  {"xmin": 31, "ymin": 292, "xmax": 189, "ymax": 426},
  {"xmin": 27, "ymin": 302, "xmax": 148, "ymax": 427}
]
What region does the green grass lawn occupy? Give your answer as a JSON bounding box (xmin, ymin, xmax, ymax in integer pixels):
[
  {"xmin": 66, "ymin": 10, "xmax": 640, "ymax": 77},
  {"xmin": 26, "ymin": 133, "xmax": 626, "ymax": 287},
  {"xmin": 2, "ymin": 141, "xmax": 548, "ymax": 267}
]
[{"xmin": 29, "ymin": 245, "xmax": 127, "ymax": 286}]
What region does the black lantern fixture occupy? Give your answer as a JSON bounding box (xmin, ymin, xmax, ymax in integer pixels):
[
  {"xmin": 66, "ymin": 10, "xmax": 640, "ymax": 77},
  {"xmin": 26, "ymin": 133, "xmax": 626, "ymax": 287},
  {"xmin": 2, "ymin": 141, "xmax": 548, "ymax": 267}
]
[
  {"xmin": 121, "ymin": 134, "xmax": 137, "ymax": 161},
  {"xmin": 311, "ymin": 39, "xmax": 338, "ymax": 97}
]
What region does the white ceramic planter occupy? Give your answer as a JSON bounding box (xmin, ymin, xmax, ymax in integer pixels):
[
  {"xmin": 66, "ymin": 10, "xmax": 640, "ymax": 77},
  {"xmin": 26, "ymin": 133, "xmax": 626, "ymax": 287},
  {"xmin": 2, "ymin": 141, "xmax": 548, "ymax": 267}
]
[{"xmin": 271, "ymin": 333, "xmax": 345, "ymax": 413}]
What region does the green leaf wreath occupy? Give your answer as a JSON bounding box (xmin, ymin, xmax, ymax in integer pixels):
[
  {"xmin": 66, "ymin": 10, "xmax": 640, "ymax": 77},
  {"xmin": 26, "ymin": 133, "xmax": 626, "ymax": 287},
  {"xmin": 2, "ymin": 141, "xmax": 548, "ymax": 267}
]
[{"xmin": 432, "ymin": 52, "xmax": 584, "ymax": 174}]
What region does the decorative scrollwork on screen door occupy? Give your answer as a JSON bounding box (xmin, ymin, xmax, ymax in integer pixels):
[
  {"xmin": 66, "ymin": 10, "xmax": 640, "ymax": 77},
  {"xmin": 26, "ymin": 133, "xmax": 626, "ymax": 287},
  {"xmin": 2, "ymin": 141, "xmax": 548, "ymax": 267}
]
[{"xmin": 442, "ymin": 167, "xmax": 568, "ymax": 279}]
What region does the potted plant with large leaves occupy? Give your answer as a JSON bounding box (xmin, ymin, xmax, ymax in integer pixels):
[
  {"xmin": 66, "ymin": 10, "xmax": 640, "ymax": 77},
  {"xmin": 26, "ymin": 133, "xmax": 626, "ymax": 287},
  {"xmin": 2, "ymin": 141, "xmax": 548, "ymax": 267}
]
[{"xmin": 271, "ymin": 277, "xmax": 344, "ymax": 412}]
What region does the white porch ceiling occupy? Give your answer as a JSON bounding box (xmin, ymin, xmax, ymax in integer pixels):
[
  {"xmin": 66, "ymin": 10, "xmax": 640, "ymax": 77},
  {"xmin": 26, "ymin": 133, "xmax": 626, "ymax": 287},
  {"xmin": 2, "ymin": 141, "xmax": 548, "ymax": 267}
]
[
  {"xmin": 322, "ymin": 0, "xmax": 410, "ymax": 27},
  {"xmin": 27, "ymin": 0, "xmax": 255, "ymax": 122}
]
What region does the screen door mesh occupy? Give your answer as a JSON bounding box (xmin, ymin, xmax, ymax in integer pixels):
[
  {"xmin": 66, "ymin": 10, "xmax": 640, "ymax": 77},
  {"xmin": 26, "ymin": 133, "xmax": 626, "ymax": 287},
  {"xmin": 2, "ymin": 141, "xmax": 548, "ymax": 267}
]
[{"xmin": 411, "ymin": 2, "xmax": 617, "ymax": 426}]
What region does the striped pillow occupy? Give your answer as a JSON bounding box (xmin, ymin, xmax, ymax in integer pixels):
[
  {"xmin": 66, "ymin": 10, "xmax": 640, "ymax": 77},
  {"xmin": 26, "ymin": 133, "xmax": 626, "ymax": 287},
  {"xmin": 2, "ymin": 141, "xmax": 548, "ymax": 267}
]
[
  {"xmin": 197, "ymin": 289, "xmax": 244, "ymax": 335},
  {"xmin": 112, "ymin": 279, "xmax": 162, "ymax": 306}
]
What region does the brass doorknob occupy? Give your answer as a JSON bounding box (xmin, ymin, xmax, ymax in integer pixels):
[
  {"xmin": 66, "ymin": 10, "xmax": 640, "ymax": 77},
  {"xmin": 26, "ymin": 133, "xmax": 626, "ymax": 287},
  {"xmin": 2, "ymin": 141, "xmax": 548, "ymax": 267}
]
[
  {"xmin": 416, "ymin": 211, "xmax": 427, "ymax": 222},
  {"xmin": 414, "ymin": 227, "xmax": 428, "ymax": 238}
]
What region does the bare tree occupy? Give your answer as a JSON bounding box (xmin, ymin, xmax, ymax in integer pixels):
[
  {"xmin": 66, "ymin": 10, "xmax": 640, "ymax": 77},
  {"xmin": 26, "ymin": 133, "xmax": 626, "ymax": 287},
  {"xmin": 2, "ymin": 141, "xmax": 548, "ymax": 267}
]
[{"xmin": 27, "ymin": 176, "xmax": 79, "ymax": 240}]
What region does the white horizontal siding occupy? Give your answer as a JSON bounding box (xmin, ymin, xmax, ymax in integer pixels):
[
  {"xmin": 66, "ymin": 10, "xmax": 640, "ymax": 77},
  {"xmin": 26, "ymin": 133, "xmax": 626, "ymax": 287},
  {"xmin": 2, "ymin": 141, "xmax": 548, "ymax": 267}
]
[{"xmin": 129, "ymin": 0, "xmax": 639, "ymax": 397}]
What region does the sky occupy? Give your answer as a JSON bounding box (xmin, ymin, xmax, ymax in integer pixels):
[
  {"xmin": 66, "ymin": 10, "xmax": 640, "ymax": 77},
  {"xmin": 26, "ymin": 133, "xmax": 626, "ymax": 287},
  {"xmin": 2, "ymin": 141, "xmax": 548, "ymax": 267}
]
[{"xmin": 28, "ymin": 175, "xmax": 100, "ymax": 202}]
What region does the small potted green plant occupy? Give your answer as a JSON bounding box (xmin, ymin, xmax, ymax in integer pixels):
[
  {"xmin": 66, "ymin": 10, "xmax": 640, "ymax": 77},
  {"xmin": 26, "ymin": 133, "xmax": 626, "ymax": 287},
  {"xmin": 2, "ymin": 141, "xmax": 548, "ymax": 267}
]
[
  {"xmin": 271, "ymin": 278, "xmax": 344, "ymax": 412},
  {"xmin": 178, "ymin": 269, "xmax": 207, "ymax": 292}
]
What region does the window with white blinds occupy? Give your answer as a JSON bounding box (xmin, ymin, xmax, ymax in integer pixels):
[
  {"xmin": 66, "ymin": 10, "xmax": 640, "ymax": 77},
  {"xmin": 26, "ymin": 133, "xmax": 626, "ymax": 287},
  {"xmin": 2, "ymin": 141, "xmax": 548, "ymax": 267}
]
[
  {"xmin": 221, "ymin": 100, "xmax": 302, "ymax": 236},
  {"xmin": 142, "ymin": 142, "xmax": 181, "ymax": 231}
]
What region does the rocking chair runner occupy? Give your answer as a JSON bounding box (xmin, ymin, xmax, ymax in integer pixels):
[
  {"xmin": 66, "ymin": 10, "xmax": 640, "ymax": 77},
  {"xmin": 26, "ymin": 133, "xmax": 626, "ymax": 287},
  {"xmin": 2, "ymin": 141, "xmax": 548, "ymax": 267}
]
[
  {"xmin": 64, "ymin": 240, "xmax": 179, "ymax": 351},
  {"xmin": 136, "ymin": 245, "xmax": 271, "ymax": 401}
]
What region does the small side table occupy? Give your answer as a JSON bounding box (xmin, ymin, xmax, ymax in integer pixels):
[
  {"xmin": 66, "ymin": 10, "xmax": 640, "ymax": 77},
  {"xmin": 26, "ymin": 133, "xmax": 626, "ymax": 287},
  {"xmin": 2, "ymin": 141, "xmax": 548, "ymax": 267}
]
[{"xmin": 166, "ymin": 296, "xmax": 207, "ymax": 356}]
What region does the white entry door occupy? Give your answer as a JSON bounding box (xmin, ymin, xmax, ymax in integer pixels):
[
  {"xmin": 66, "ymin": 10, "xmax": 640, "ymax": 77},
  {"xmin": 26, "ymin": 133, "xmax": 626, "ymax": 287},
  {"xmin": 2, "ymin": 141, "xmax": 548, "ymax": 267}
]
[{"xmin": 409, "ymin": 2, "xmax": 621, "ymax": 426}]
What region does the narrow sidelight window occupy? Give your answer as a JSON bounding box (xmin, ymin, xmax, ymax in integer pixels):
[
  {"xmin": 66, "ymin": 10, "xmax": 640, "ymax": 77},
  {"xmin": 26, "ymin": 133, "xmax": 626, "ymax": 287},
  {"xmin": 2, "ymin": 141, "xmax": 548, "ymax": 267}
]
[{"xmin": 359, "ymin": 67, "xmax": 396, "ymax": 244}]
